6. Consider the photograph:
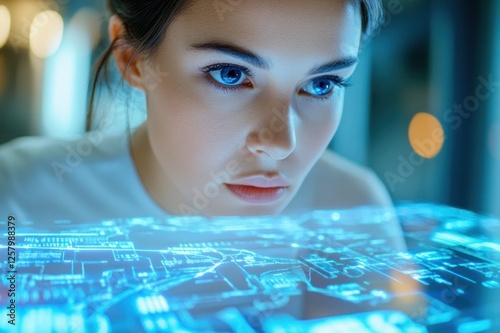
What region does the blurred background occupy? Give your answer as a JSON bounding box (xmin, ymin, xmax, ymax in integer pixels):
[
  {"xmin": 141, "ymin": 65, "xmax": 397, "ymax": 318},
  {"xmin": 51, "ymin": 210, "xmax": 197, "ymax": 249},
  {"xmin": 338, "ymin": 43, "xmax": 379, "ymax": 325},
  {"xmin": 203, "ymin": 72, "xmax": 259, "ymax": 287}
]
[{"xmin": 0, "ymin": 0, "xmax": 499, "ymax": 217}]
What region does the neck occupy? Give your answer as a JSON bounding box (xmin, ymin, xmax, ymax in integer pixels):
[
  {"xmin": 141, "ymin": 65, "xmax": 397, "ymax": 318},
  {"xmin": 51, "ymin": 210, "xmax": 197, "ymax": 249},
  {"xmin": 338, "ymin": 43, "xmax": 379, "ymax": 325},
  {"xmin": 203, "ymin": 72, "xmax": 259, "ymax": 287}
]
[{"xmin": 130, "ymin": 123, "xmax": 184, "ymax": 215}]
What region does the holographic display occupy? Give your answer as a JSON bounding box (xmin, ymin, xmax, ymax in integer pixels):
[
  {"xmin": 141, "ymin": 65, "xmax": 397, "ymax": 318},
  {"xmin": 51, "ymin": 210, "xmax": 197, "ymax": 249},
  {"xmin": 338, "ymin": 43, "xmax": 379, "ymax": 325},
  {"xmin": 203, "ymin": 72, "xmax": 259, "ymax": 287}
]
[{"xmin": 1, "ymin": 204, "xmax": 499, "ymax": 332}]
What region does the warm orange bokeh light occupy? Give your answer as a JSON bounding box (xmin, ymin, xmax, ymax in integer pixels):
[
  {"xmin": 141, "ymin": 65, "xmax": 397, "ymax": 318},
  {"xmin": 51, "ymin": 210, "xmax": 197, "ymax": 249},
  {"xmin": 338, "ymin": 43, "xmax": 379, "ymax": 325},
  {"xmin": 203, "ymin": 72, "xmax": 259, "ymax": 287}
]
[
  {"xmin": 29, "ymin": 10, "xmax": 64, "ymax": 58},
  {"xmin": 408, "ymin": 112, "xmax": 445, "ymax": 159},
  {"xmin": 0, "ymin": 5, "xmax": 11, "ymax": 49}
]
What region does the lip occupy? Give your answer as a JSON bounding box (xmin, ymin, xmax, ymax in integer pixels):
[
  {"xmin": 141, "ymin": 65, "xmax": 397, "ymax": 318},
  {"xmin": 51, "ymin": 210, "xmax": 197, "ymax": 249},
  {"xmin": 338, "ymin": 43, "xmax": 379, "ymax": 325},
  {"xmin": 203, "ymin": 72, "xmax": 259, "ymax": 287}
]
[
  {"xmin": 226, "ymin": 175, "xmax": 290, "ymax": 188},
  {"xmin": 225, "ymin": 175, "xmax": 290, "ymax": 205}
]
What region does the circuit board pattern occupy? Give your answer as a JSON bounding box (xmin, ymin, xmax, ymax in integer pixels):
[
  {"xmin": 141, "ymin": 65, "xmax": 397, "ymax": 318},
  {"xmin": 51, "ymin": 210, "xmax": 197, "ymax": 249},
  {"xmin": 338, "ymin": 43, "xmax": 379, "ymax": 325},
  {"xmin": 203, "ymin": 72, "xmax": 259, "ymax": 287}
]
[{"xmin": 1, "ymin": 204, "xmax": 500, "ymax": 332}]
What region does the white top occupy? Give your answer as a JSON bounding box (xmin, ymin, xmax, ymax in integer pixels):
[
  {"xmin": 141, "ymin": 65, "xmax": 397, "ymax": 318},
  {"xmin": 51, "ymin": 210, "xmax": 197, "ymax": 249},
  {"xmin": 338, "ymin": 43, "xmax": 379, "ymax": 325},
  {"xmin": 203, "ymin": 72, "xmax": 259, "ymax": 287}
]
[{"xmin": 0, "ymin": 132, "xmax": 169, "ymax": 224}]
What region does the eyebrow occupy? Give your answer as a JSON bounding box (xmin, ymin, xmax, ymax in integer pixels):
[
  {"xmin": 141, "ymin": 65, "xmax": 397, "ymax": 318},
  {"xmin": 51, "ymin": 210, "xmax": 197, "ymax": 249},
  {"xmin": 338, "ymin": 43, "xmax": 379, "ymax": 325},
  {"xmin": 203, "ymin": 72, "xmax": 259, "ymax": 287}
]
[{"xmin": 188, "ymin": 41, "xmax": 358, "ymax": 75}]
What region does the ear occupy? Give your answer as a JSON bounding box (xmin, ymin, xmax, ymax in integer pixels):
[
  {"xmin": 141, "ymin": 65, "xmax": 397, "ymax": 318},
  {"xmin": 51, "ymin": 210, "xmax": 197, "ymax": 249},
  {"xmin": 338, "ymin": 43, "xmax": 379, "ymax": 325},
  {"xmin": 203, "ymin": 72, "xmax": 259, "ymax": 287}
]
[{"xmin": 108, "ymin": 15, "xmax": 145, "ymax": 90}]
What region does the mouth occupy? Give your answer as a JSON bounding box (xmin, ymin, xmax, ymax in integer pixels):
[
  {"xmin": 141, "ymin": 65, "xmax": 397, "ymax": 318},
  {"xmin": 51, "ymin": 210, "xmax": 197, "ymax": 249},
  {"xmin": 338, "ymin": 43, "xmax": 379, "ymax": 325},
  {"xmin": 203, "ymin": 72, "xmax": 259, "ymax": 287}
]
[
  {"xmin": 225, "ymin": 174, "xmax": 290, "ymax": 205},
  {"xmin": 224, "ymin": 184, "xmax": 287, "ymax": 205}
]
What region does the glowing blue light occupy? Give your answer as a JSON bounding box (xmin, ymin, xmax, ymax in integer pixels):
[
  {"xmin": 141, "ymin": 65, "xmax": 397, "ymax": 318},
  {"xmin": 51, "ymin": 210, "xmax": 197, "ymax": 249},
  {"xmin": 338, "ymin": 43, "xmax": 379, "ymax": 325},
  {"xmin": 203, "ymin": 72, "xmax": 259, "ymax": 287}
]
[
  {"xmin": 54, "ymin": 311, "xmax": 66, "ymax": 332},
  {"xmin": 143, "ymin": 318, "xmax": 154, "ymax": 331},
  {"xmin": 157, "ymin": 318, "xmax": 168, "ymax": 329},
  {"xmin": 136, "ymin": 297, "xmax": 148, "ymax": 315},
  {"xmin": 146, "ymin": 297, "xmax": 156, "ymax": 314},
  {"xmin": 482, "ymin": 242, "xmax": 500, "ymax": 252},
  {"xmin": 43, "ymin": 289, "xmax": 51, "ymax": 301},
  {"xmin": 483, "ymin": 280, "xmax": 500, "ymax": 288},
  {"xmin": 331, "ymin": 212, "xmax": 341, "ymax": 221},
  {"xmin": 152, "ymin": 295, "xmax": 164, "ymax": 314},
  {"xmin": 458, "ymin": 319, "xmax": 492, "ymax": 333},
  {"xmin": 158, "ymin": 295, "xmax": 170, "ymax": 312},
  {"xmin": 41, "ymin": 12, "xmax": 93, "ymax": 138},
  {"xmin": 367, "ymin": 314, "xmax": 385, "ymax": 331},
  {"xmin": 69, "ymin": 313, "xmax": 84, "ymax": 331}
]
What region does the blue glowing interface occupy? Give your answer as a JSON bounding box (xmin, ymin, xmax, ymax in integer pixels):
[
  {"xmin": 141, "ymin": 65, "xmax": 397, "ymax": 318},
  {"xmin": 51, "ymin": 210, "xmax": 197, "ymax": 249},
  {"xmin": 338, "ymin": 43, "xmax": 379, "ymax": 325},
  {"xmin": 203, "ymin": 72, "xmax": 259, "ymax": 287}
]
[{"xmin": 1, "ymin": 203, "xmax": 500, "ymax": 332}]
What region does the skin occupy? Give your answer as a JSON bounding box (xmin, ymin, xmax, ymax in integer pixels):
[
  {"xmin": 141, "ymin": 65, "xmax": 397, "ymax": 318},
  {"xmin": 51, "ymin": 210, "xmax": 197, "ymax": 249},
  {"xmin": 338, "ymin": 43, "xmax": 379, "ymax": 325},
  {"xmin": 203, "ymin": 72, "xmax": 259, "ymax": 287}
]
[{"xmin": 110, "ymin": 0, "xmax": 391, "ymax": 217}]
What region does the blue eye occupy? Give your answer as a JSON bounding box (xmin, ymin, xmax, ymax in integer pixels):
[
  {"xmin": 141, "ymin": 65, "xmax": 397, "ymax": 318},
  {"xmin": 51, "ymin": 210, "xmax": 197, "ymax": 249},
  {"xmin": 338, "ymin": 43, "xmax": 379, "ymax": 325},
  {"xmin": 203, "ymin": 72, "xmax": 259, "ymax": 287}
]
[
  {"xmin": 211, "ymin": 66, "xmax": 245, "ymax": 85},
  {"xmin": 303, "ymin": 78, "xmax": 334, "ymax": 96},
  {"xmin": 200, "ymin": 63, "xmax": 254, "ymax": 91},
  {"xmin": 301, "ymin": 76, "xmax": 351, "ymax": 101},
  {"xmin": 303, "ymin": 78, "xmax": 334, "ymax": 97}
]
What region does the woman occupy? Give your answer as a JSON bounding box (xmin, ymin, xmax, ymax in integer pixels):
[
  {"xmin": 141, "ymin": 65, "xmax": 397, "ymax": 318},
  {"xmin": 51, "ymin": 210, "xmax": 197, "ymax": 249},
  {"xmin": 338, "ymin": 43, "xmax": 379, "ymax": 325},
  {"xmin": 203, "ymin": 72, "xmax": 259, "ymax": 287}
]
[{"xmin": 0, "ymin": 0, "xmax": 392, "ymax": 223}]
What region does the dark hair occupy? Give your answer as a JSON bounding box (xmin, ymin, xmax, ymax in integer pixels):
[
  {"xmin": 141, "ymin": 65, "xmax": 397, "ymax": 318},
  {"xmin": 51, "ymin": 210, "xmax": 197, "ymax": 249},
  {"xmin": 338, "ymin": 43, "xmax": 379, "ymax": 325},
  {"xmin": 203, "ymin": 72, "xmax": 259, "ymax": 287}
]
[{"xmin": 85, "ymin": 0, "xmax": 383, "ymax": 132}]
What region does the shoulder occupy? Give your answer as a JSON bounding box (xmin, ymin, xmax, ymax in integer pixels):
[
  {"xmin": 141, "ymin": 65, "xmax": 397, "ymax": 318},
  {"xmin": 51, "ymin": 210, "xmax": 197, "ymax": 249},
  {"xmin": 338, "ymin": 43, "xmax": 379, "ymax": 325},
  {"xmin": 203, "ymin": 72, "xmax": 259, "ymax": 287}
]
[
  {"xmin": 0, "ymin": 132, "xmax": 132, "ymax": 194},
  {"xmin": 0, "ymin": 132, "xmax": 127, "ymax": 181},
  {"xmin": 0, "ymin": 136, "xmax": 68, "ymax": 220},
  {"xmin": 289, "ymin": 149, "xmax": 393, "ymax": 211},
  {"xmin": 323, "ymin": 149, "xmax": 392, "ymax": 203},
  {"xmin": 0, "ymin": 133, "xmax": 133, "ymax": 223},
  {"xmin": 0, "ymin": 136, "xmax": 63, "ymax": 181}
]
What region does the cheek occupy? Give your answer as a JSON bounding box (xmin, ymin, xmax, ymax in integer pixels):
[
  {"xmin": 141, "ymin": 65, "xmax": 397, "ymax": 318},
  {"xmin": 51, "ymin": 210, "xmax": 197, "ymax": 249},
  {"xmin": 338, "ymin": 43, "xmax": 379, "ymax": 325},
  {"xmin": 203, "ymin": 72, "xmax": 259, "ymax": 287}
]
[
  {"xmin": 297, "ymin": 99, "xmax": 344, "ymax": 151},
  {"xmin": 290, "ymin": 100, "xmax": 343, "ymax": 174},
  {"xmin": 297, "ymin": 119, "xmax": 337, "ymax": 163},
  {"xmin": 145, "ymin": 84, "xmax": 244, "ymax": 179}
]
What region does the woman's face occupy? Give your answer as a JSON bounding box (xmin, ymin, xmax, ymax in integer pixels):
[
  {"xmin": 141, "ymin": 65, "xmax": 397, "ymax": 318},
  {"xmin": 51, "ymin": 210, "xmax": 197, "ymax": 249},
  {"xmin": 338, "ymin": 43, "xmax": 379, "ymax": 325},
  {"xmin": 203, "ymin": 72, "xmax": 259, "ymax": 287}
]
[{"xmin": 138, "ymin": 0, "xmax": 362, "ymax": 216}]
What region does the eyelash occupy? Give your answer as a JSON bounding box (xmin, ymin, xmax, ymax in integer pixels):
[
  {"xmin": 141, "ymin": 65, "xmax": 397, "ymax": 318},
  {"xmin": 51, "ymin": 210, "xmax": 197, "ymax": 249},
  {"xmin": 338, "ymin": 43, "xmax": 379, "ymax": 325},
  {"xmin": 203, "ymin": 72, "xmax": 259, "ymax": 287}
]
[
  {"xmin": 199, "ymin": 63, "xmax": 352, "ymax": 102},
  {"xmin": 304, "ymin": 76, "xmax": 352, "ymax": 102}
]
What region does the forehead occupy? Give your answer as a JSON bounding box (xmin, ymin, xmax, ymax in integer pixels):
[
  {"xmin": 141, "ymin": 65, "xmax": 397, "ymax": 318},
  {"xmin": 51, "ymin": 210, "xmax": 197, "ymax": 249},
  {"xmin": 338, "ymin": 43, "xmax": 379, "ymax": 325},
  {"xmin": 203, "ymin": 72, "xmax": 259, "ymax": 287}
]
[{"xmin": 171, "ymin": 0, "xmax": 362, "ymax": 61}]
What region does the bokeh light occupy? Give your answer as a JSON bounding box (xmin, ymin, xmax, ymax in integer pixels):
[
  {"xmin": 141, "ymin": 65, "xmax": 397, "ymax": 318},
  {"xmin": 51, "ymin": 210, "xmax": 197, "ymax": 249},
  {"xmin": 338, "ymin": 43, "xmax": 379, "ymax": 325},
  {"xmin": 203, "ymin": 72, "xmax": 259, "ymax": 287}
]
[
  {"xmin": 40, "ymin": 8, "xmax": 103, "ymax": 138},
  {"xmin": 408, "ymin": 112, "xmax": 445, "ymax": 159},
  {"xmin": 29, "ymin": 10, "xmax": 64, "ymax": 58},
  {"xmin": 0, "ymin": 5, "xmax": 11, "ymax": 49}
]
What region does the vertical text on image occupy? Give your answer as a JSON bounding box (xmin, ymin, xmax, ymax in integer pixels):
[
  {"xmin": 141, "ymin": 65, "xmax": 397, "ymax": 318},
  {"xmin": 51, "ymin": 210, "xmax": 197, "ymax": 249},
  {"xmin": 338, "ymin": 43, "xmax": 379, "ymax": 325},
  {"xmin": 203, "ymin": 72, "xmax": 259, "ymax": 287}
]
[{"xmin": 6, "ymin": 215, "xmax": 17, "ymax": 326}]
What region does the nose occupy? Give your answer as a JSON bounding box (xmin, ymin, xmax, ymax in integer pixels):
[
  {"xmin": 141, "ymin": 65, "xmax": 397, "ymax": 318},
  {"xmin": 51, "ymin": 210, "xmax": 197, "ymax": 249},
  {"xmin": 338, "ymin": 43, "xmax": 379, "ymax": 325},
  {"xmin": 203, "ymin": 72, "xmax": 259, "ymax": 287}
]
[{"xmin": 246, "ymin": 103, "xmax": 297, "ymax": 160}]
